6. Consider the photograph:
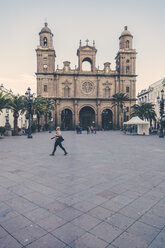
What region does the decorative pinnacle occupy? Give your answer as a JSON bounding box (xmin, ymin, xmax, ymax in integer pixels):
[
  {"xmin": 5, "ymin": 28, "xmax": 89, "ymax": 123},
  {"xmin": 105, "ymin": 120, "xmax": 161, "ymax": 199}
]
[
  {"xmin": 79, "ymin": 40, "xmax": 82, "ymax": 47},
  {"xmin": 93, "ymin": 40, "xmax": 95, "ymax": 47},
  {"xmin": 44, "ymin": 18, "xmax": 48, "ymax": 27},
  {"xmin": 124, "ymin": 26, "xmax": 127, "ymax": 30},
  {"xmin": 86, "ymin": 39, "xmax": 89, "ymax": 46}
]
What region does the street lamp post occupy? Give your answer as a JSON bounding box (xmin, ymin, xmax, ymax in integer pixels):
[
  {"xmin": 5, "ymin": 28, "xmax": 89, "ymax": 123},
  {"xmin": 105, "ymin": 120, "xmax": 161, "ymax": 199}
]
[
  {"xmin": 157, "ymin": 89, "xmax": 164, "ymax": 138},
  {"xmin": 25, "ymin": 87, "xmax": 33, "ymax": 139}
]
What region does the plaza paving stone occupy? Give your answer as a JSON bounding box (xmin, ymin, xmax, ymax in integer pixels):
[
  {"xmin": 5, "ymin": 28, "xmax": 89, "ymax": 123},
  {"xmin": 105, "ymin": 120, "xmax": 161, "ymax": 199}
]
[{"xmin": 0, "ymin": 131, "xmax": 165, "ymax": 248}]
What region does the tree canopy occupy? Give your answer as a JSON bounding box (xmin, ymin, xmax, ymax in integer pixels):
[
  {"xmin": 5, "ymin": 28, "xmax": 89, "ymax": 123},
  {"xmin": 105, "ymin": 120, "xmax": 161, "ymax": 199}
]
[{"xmin": 131, "ymin": 102, "xmax": 156, "ymax": 124}]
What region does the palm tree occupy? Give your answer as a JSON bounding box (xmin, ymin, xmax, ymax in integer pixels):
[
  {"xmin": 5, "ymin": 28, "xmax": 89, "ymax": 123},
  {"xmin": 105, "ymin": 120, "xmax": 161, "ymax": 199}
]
[
  {"xmin": 8, "ymin": 95, "xmax": 26, "ymax": 135},
  {"xmin": 42, "ymin": 98, "xmax": 55, "ymax": 130},
  {"xmin": 32, "ymin": 96, "xmax": 46, "ymax": 132},
  {"xmin": 131, "ymin": 102, "xmax": 156, "ymax": 126},
  {"xmin": 31, "ymin": 96, "xmax": 54, "ymax": 132},
  {"xmin": 112, "ymin": 93, "xmax": 129, "ymax": 128},
  {"xmin": 0, "ymin": 91, "xmax": 10, "ymax": 112}
]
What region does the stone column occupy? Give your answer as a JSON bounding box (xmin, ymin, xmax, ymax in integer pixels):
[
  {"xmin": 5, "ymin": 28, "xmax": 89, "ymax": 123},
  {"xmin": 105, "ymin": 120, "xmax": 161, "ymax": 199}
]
[
  {"xmin": 115, "ymin": 77, "xmax": 118, "ymax": 94},
  {"xmin": 133, "ymin": 80, "xmax": 136, "ymax": 99},
  {"xmin": 74, "ymin": 76, "xmax": 77, "ymax": 98},
  {"xmin": 56, "ymin": 100, "xmax": 61, "ymax": 126},
  {"xmin": 114, "ymin": 105, "xmax": 117, "ymax": 129},
  {"xmin": 130, "ymin": 80, "xmax": 132, "ymax": 99},
  {"xmin": 74, "ymin": 100, "xmax": 78, "ymax": 128},
  {"xmin": 54, "ymin": 100, "xmax": 57, "ymax": 128},
  {"xmin": 97, "ymin": 76, "xmax": 100, "ymax": 98},
  {"xmin": 97, "ymin": 100, "xmax": 101, "ymax": 129}
]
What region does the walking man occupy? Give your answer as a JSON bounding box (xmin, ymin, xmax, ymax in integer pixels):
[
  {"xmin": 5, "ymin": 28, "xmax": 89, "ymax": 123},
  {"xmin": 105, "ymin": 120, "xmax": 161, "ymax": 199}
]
[{"xmin": 50, "ymin": 127, "xmax": 68, "ymax": 156}]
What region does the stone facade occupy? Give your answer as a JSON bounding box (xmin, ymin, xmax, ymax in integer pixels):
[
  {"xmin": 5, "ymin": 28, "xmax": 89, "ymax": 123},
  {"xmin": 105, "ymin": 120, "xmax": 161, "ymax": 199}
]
[
  {"xmin": 36, "ymin": 23, "xmax": 137, "ymax": 129},
  {"xmin": 137, "ymin": 77, "xmax": 165, "ymax": 123}
]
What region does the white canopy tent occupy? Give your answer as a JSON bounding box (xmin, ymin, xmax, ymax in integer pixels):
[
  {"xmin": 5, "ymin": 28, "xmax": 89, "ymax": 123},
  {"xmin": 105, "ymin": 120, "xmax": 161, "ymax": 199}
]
[{"xmin": 123, "ymin": 116, "xmax": 150, "ymax": 135}]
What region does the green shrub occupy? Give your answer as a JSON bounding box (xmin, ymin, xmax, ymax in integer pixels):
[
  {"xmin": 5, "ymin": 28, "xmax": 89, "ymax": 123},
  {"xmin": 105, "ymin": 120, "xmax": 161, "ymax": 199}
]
[{"xmin": 0, "ymin": 126, "xmax": 6, "ymax": 136}]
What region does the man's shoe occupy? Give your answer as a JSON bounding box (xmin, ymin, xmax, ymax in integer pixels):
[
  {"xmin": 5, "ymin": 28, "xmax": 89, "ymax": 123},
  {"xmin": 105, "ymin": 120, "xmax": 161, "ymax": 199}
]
[
  {"xmin": 50, "ymin": 153, "xmax": 54, "ymax": 156},
  {"xmin": 64, "ymin": 152, "xmax": 68, "ymax": 156}
]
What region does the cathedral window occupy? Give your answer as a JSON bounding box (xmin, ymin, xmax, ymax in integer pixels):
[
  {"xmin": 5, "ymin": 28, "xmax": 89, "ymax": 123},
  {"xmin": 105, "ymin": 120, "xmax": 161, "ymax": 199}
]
[
  {"xmin": 105, "ymin": 87, "xmax": 110, "ymax": 98},
  {"xmin": 44, "ymin": 85, "xmax": 47, "ymax": 92},
  {"xmin": 126, "ymin": 107, "xmax": 129, "ymax": 112},
  {"xmin": 126, "ymin": 86, "xmax": 129, "ymax": 93},
  {"xmin": 44, "ymin": 37, "xmax": 47, "ymax": 46},
  {"xmin": 126, "ymin": 66, "xmax": 130, "ymax": 73},
  {"xmin": 126, "ymin": 59, "xmax": 130, "ymax": 63},
  {"xmin": 64, "ymin": 86, "xmax": 70, "ymax": 97},
  {"xmin": 126, "ymin": 40, "xmax": 129, "ymax": 48}
]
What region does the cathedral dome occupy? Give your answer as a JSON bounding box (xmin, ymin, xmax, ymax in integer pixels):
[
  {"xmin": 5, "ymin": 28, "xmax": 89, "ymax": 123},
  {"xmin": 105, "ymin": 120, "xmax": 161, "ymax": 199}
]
[
  {"xmin": 39, "ymin": 22, "xmax": 52, "ymax": 34},
  {"xmin": 120, "ymin": 26, "xmax": 133, "ymax": 38}
]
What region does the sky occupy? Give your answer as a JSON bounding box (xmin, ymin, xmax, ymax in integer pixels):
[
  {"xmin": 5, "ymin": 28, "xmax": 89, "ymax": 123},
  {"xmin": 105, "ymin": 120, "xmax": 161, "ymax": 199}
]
[{"xmin": 0, "ymin": 0, "xmax": 165, "ymax": 95}]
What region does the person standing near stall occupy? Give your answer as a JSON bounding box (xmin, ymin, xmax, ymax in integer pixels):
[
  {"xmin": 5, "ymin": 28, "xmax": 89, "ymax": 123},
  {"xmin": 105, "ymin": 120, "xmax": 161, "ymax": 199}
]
[{"xmin": 50, "ymin": 127, "xmax": 68, "ymax": 156}]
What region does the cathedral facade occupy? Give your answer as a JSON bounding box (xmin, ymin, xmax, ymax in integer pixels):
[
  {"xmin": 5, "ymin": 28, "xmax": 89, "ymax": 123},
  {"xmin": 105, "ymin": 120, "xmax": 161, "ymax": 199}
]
[{"xmin": 36, "ymin": 23, "xmax": 137, "ymax": 130}]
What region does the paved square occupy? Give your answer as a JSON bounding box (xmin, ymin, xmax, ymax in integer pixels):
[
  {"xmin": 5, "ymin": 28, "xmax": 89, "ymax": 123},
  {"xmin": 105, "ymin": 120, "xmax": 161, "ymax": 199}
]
[{"xmin": 0, "ymin": 131, "xmax": 165, "ymax": 248}]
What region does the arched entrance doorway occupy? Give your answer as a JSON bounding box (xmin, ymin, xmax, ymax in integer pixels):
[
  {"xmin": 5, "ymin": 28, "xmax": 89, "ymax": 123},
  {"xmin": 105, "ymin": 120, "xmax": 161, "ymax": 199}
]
[
  {"xmin": 61, "ymin": 109, "xmax": 72, "ymax": 130},
  {"xmin": 79, "ymin": 106, "xmax": 95, "ymax": 129},
  {"xmin": 102, "ymin": 109, "xmax": 113, "ymax": 130}
]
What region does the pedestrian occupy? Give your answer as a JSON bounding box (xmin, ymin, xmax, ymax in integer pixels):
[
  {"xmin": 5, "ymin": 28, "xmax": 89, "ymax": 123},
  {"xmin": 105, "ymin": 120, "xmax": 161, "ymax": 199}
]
[
  {"xmin": 50, "ymin": 127, "xmax": 68, "ymax": 156},
  {"xmin": 76, "ymin": 126, "xmax": 79, "ymax": 134},
  {"xmin": 87, "ymin": 126, "xmax": 90, "ymax": 134},
  {"xmin": 129, "ymin": 125, "xmax": 133, "ymax": 133}
]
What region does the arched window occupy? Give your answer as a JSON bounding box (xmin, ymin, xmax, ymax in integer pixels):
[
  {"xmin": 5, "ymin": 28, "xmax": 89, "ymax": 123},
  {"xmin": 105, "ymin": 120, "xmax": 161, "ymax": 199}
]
[
  {"xmin": 126, "ymin": 40, "xmax": 129, "ymax": 48},
  {"xmin": 44, "ymin": 85, "xmax": 47, "ymax": 92},
  {"xmin": 44, "ymin": 37, "xmax": 47, "ymax": 46},
  {"xmin": 105, "ymin": 87, "xmax": 110, "ymax": 98},
  {"xmin": 82, "ymin": 57, "xmax": 92, "ymax": 71},
  {"xmin": 126, "ymin": 66, "xmax": 130, "ymax": 73},
  {"xmin": 64, "ymin": 86, "xmax": 70, "ymax": 97}
]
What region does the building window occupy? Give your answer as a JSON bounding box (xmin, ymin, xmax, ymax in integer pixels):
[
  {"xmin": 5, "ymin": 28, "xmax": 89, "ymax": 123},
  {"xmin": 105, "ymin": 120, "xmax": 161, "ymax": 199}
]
[
  {"xmin": 44, "ymin": 37, "xmax": 47, "ymax": 46},
  {"xmin": 105, "ymin": 87, "xmax": 110, "ymax": 98},
  {"xmin": 126, "ymin": 107, "xmax": 129, "ymax": 112},
  {"xmin": 126, "ymin": 86, "xmax": 129, "ymax": 93},
  {"xmin": 64, "ymin": 86, "xmax": 70, "ymax": 97},
  {"xmin": 126, "ymin": 40, "xmax": 129, "ymax": 48},
  {"xmin": 126, "ymin": 66, "xmax": 130, "ymax": 73},
  {"xmin": 126, "ymin": 116, "xmax": 129, "ymax": 121},
  {"xmin": 44, "ymin": 85, "xmax": 47, "ymax": 92},
  {"xmin": 126, "ymin": 59, "xmax": 130, "ymax": 63}
]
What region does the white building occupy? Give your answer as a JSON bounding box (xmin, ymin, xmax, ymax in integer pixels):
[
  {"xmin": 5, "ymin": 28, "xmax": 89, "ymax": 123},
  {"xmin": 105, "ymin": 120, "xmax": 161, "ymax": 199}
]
[
  {"xmin": 0, "ymin": 84, "xmax": 27, "ymax": 130},
  {"xmin": 137, "ymin": 77, "xmax": 165, "ymax": 122}
]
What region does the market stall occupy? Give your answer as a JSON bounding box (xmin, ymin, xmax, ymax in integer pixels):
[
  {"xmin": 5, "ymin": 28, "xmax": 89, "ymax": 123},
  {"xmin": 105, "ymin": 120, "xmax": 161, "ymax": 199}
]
[{"xmin": 123, "ymin": 116, "xmax": 150, "ymax": 135}]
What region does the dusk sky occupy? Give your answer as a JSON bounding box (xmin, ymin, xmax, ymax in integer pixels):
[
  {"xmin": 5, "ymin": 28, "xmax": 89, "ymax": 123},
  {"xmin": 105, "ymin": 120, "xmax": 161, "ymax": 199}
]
[{"xmin": 0, "ymin": 0, "xmax": 165, "ymax": 95}]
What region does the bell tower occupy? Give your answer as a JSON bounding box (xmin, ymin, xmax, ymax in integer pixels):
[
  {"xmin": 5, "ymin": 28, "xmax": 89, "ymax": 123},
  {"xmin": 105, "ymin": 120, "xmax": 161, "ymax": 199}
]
[
  {"xmin": 77, "ymin": 40, "xmax": 97, "ymax": 72},
  {"xmin": 36, "ymin": 22, "xmax": 56, "ymax": 74},
  {"xmin": 115, "ymin": 26, "xmax": 136, "ymax": 75},
  {"xmin": 36, "ymin": 23, "xmax": 56, "ymax": 96}
]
